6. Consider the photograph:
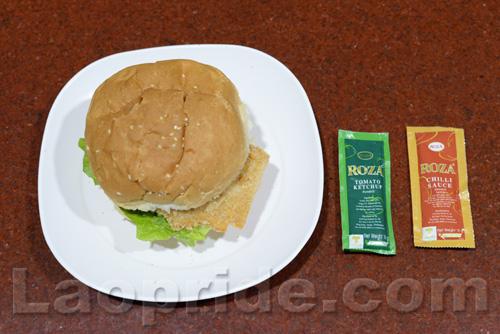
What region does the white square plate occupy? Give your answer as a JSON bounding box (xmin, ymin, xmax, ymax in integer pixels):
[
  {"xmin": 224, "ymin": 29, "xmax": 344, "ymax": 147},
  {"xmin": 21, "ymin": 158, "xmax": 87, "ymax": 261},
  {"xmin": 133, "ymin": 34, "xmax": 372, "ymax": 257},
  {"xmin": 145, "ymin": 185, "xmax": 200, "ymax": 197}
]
[{"xmin": 38, "ymin": 45, "xmax": 323, "ymax": 302}]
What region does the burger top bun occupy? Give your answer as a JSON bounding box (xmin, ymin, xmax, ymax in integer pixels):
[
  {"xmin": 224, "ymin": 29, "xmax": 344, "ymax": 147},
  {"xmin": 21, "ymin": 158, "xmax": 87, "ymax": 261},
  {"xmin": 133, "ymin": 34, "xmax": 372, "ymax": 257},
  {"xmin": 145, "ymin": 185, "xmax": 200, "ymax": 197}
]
[{"xmin": 85, "ymin": 59, "xmax": 250, "ymax": 211}]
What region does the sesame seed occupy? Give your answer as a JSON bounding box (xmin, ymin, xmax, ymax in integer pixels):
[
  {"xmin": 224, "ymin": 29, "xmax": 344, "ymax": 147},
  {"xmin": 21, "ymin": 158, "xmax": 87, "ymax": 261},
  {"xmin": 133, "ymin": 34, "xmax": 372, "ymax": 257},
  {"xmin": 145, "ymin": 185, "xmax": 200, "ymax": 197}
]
[
  {"xmin": 175, "ymin": 164, "xmax": 179, "ymax": 168},
  {"xmin": 196, "ymin": 123, "xmax": 200, "ymax": 126},
  {"xmin": 130, "ymin": 125, "xmax": 134, "ymax": 129},
  {"xmin": 107, "ymin": 129, "xmax": 111, "ymax": 134},
  {"xmin": 170, "ymin": 133, "xmax": 174, "ymax": 136},
  {"xmin": 180, "ymin": 186, "xmax": 185, "ymax": 191},
  {"xmin": 184, "ymin": 118, "xmax": 188, "ymax": 122},
  {"xmin": 174, "ymin": 137, "xmax": 177, "ymax": 141},
  {"xmin": 182, "ymin": 74, "xmax": 185, "ymax": 78},
  {"xmin": 166, "ymin": 173, "xmax": 171, "ymax": 178},
  {"xmin": 148, "ymin": 191, "xmax": 152, "ymax": 195},
  {"xmin": 138, "ymin": 125, "xmax": 143, "ymax": 128},
  {"xmin": 161, "ymin": 136, "xmax": 166, "ymax": 139},
  {"xmin": 193, "ymin": 85, "xmax": 197, "ymax": 89},
  {"xmin": 95, "ymin": 150, "xmax": 99, "ymax": 153},
  {"xmin": 150, "ymin": 84, "xmax": 154, "ymax": 87},
  {"xmin": 176, "ymin": 170, "xmax": 179, "ymax": 174},
  {"xmin": 160, "ymin": 116, "xmax": 163, "ymax": 120},
  {"xmin": 128, "ymin": 174, "xmax": 131, "ymax": 180},
  {"xmin": 158, "ymin": 145, "xmax": 162, "ymax": 149},
  {"xmin": 172, "ymin": 143, "xmax": 176, "ymax": 147},
  {"xmin": 116, "ymin": 192, "xmax": 121, "ymax": 196}
]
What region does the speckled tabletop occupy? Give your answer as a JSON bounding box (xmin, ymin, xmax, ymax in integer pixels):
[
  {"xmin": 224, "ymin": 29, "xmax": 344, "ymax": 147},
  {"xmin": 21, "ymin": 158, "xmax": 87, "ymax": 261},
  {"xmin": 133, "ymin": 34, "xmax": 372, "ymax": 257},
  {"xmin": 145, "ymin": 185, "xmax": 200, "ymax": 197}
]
[{"xmin": 2, "ymin": 1, "xmax": 500, "ymax": 333}]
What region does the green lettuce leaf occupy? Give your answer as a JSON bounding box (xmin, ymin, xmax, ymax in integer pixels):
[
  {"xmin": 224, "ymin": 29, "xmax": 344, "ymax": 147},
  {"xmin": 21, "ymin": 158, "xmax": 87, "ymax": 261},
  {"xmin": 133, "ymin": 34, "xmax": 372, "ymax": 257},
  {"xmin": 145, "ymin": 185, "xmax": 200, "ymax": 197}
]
[
  {"xmin": 120, "ymin": 208, "xmax": 211, "ymax": 247},
  {"xmin": 78, "ymin": 138, "xmax": 99, "ymax": 185},
  {"xmin": 78, "ymin": 138, "xmax": 211, "ymax": 246}
]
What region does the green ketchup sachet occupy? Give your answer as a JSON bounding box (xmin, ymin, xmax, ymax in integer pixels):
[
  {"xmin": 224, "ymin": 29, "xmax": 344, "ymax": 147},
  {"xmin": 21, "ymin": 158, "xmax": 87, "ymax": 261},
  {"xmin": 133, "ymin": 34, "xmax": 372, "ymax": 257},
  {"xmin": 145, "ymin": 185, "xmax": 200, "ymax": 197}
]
[{"xmin": 338, "ymin": 130, "xmax": 396, "ymax": 255}]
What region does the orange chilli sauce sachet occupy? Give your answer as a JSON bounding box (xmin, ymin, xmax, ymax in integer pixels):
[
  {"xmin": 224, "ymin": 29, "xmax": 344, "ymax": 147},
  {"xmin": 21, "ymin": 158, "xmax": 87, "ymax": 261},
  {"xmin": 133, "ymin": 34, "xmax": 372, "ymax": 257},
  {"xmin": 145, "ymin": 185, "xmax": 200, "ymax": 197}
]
[{"xmin": 407, "ymin": 127, "xmax": 475, "ymax": 248}]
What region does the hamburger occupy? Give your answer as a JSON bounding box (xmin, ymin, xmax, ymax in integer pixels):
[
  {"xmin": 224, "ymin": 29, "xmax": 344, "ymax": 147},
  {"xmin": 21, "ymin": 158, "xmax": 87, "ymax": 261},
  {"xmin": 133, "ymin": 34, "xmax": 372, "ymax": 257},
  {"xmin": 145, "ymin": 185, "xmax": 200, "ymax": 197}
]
[{"xmin": 79, "ymin": 59, "xmax": 269, "ymax": 246}]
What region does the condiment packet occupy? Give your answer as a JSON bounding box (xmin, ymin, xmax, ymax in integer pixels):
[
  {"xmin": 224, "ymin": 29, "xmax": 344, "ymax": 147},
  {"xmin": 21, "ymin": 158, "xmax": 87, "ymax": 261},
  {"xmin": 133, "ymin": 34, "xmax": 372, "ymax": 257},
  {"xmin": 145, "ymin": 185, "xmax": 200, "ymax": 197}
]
[
  {"xmin": 407, "ymin": 127, "xmax": 475, "ymax": 248},
  {"xmin": 338, "ymin": 130, "xmax": 396, "ymax": 255}
]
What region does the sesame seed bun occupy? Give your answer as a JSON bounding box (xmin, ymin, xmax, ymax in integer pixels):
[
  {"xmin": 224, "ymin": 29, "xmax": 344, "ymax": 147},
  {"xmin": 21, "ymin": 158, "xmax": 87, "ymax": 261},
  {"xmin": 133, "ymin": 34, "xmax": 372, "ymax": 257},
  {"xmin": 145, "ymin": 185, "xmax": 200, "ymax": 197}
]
[{"xmin": 85, "ymin": 59, "xmax": 250, "ymax": 212}]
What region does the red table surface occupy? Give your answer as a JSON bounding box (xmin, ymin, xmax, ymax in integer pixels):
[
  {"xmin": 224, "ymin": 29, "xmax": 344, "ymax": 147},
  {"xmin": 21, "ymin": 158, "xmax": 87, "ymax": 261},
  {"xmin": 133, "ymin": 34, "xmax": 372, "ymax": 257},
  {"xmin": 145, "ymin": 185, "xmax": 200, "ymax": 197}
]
[{"xmin": 1, "ymin": 1, "xmax": 499, "ymax": 333}]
